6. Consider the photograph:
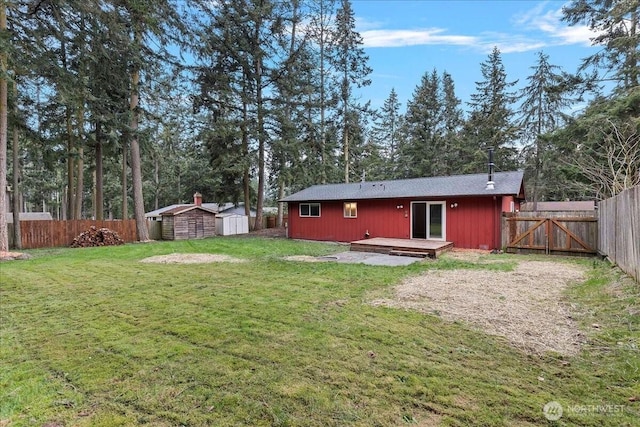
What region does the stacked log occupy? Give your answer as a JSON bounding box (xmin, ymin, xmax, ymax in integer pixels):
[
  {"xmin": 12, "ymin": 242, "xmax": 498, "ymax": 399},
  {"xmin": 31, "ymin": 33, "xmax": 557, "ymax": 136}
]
[{"xmin": 71, "ymin": 226, "xmax": 125, "ymax": 248}]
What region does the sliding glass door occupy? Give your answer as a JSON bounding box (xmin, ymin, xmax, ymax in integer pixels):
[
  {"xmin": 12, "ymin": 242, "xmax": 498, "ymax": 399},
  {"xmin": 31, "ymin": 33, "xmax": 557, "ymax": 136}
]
[{"xmin": 411, "ymin": 202, "xmax": 445, "ymax": 240}]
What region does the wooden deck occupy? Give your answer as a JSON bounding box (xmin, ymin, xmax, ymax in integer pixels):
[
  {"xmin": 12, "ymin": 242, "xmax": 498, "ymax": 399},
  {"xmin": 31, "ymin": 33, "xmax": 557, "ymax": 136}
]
[{"xmin": 350, "ymin": 237, "xmax": 454, "ymax": 258}]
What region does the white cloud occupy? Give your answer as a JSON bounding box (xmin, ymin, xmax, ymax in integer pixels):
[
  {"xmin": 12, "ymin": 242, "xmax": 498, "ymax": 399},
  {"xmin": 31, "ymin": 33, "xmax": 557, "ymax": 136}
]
[
  {"xmin": 514, "ymin": 5, "xmax": 596, "ymax": 47},
  {"xmin": 361, "ymin": 28, "xmax": 477, "ymax": 48},
  {"xmin": 361, "ymin": 27, "xmax": 546, "ymax": 54},
  {"xmin": 358, "ymin": 3, "xmax": 598, "ymax": 54},
  {"xmin": 476, "ymin": 32, "xmax": 547, "ymax": 54}
]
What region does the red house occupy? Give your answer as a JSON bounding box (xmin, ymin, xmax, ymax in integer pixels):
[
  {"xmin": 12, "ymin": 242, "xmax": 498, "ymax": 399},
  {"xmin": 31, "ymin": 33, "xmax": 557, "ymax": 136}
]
[{"xmin": 281, "ymin": 171, "xmax": 525, "ymax": 250}]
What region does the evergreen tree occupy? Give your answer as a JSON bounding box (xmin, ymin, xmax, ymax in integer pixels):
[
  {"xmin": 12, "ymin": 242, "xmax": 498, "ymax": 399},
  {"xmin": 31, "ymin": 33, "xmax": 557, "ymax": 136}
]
[
  {"xmin": 399, "ymin": 69, "xmax": 442, "ymax": 178},
  {"xmin": 330, "ymin": 0, "xmax": 371, "ymax": 183},
  {"xmin": 462, "ymin": 47, "xmax": 519, "ymax": 173},
  {"xmin": 563, "ymin": 0, "xmax": 639, "ymax": 90},
  {"xmin": 370, "ymin": 88, "xmax": 404, "ymax": 179},
  {"xmin": 269, "ymin": 0, "xmax": 314, "ymax": 225},
  {"xmin": 342, "ymin": 108, "xmax": 372, "ymax": 182},
  {"xmin": 519, "ymin": 51, "xmax": 574, "ymax": 207},
  {"xmin": 0, "ymin": 0, "xmax": 7, "ymax": 251},
  {"xmin": 193, "ymin": 0, "xmax": 291, "ymax": 229},
  {"xmin": 306, "ymin": 0, "xmax": 338, "ymax": 184},
  {"xmin": 548, "ymin": 87, "xmax": 640, "ymax": 199},
  {"xmin": 440, "ymin": 71, "xmax": 464, "ymax": 175},
  {"xmin": 116, "ymin": 0, "xmax": 186, "ymax": 241}
]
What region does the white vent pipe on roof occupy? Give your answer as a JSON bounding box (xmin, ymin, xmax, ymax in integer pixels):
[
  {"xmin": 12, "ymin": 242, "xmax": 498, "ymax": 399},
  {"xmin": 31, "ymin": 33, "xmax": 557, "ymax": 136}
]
[{"xmin": 486, "ymin": 148, "xmax": 495, "ymax": 190}]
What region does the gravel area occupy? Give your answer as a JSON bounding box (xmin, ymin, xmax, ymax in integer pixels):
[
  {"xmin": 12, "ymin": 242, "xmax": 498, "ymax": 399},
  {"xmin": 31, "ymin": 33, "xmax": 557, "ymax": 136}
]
[
  {"xmin": 371, "ymin": 256, "xmax": 588, "ymax": 356},
  {"xmin": 0, "ymin": 251, "xmax": 31, "ymax": 261}
]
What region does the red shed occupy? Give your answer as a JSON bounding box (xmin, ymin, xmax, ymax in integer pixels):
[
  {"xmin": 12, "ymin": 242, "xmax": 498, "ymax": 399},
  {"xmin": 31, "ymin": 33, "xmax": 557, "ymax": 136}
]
[{"xmin": 281, "ymin": 171, "xmax": 525, "ymax": 250}]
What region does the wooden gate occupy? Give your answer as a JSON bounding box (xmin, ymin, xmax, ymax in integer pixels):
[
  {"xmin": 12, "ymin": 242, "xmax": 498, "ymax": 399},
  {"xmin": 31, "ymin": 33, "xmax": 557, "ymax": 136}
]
[{"xmin": 504, "ymin": 214, "xmax": 597, "ymax": 256}]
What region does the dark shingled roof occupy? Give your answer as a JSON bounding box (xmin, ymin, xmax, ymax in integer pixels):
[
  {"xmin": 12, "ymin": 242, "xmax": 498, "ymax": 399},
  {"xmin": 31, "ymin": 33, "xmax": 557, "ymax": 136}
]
[
  {"xmin": 160, "ymin": 205, "xmax": 217, "ymax": 216},
  {"xmin": 281, "ymin": 171, "xmax": 525, "ymax": 202}
]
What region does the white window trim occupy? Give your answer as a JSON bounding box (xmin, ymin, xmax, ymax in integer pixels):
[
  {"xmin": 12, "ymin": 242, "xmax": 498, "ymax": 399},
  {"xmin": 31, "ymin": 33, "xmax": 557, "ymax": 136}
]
[
  {"xmin": 343, "ymin": 202, "xmax": 357, "ymax": 218},
  {"xmin": 299, "ymin": 202, "xmax": 321, "ymax": 217}
]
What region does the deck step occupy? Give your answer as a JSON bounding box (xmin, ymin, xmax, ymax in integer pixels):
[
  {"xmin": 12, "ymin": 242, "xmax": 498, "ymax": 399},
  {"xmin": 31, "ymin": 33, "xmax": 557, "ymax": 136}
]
[
  {"xmin": 389, "ymin": 249, "xmax": 430, "ymax": 258},
  {"xmin": 350, "ymin": 238, "xmax": 453, "ymax": 259}
]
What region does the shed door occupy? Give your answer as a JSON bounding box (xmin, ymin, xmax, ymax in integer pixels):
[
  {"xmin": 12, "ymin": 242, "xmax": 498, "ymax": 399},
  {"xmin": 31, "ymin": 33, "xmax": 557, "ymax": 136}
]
[
  {"xmin": 411, "ymin": 202, "xmax": 445, "ymax": 240},
  {"xmin": 188, "ymin": 215, "xmax": 205, "ymax": 238}
]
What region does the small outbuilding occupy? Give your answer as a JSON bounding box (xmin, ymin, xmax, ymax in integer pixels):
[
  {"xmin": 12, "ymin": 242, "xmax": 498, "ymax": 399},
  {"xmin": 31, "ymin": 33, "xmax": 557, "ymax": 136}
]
[
  {"xmin": 161, "ymin": 193, "xmax": 217, "ymax": 240},
  {"xmin": 215, "ymin": 213, "xmax": 249, "ymax": 236}
]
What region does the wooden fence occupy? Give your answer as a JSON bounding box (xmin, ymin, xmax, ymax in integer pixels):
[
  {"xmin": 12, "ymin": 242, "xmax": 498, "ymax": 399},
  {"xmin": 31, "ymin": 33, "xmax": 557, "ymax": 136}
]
[
  {"xmin": 598, "ymin": 186, "xmax": 639, "ymax": 282},
  {"xmin": 9, "ymin": 219, "xmax": 138, "ymax": 249},
  {"xmin": 502, "ymin": 210, "xmax": 598, "ymax": 256}
]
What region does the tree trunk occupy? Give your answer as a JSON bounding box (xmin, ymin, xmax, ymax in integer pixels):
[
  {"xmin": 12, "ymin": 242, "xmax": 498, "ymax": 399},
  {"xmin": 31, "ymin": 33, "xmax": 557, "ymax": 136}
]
[
  {"xmin": 0, "ymin": 2, "xmax": 8, "ymax": 252},
  {"xmin": 242, "ymin": 100, "xmax": 251, "ymax": 218},
  {"xmin": 95, "ymin": 122, "xmax": 103, "ymax": 220},
  {"xmin": 277, "ymin": 179, "xmax": 284, "ymax": 227},
  {"xmin": 153, "ymin": 153, "xmax": 159, "ymax": 210},
  {"xmin": 277, "ymin": 0, "xmax": 297, "ymax": 228},
  {"xmin": 254, "ymin": 54, "xmax": 265, "ymax": 231},
  {"xmin": 74, "ymin": 145, "xmax": 84, "ymax": 219},
  {"xmin": 65, "ymin": 107, "xmax": 75, "ymax": 219},
  {"xmin": 343, "ymin": 64, "xmax": 349, "ymax": 183},
  {"xmin": 11, "ymin": 81, "xmax": 21, "ymax": 249},
  {"xmin": 129, "ymin": 63, "xmax": 149, "ymax": 241},
  {"xmin": 319, "ymin": 0, "xmax": 327, "ymax": 184},
  {"xmin": 121, "ymin": 139, "xmax": 128, "ymax": 219},
  {"xmin": 74, "ymin": 103, "xmax": 84, "ymax": 220},
  {"xmin": 343, "ymin": 118, "xmax": 349, "ymax": 183}
]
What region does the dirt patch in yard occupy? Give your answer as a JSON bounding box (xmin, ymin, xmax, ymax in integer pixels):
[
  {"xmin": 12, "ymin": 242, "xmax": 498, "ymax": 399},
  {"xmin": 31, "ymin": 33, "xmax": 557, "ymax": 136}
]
[
  {"xmin": 140, "ymin": 253, "xmax": 246, "ymax": 264},
  {"xmin": 0, "ymin": 251, "xmax": 31, "ymax": 261},
  {"xmin": 371, "ymin": 255, "xmax": 588, "ymax": 356}
]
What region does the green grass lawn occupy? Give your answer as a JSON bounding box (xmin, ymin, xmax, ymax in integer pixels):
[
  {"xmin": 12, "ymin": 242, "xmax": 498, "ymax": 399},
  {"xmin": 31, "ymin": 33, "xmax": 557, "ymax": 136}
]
[{"xmin": 1, "ymin": 237, "xmax": 638, "ymax": 426}]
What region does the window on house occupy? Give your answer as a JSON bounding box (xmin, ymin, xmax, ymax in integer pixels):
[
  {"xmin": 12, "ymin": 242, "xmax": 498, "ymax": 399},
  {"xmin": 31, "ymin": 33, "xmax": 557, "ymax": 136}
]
[
  {"xmin": 300, "ymin": 203, "xmax": 321, "ymax": 217},
  {"xmin": 344, "ymin": 202, "xmax": 357, "ymax": 218}
]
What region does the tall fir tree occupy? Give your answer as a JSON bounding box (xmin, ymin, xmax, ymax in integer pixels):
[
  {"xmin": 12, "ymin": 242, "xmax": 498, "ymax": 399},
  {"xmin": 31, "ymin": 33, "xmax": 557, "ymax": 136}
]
[
  {"xmin": 330, "ymin": 0, "xmax": 371, "ymax": 183},
  {"xmin": 193, "ymin": 0, "xmax": 291, "ymax": 229},
  {"xmin": 370, "ymin": 88, "xmax": 404, "ymax": 179},
  {"xmin": 0, "ymin": 0, "xmax": 7, "ymax": 251},
  {"xmin": 399, "ymin": 69, "xmax": 442, "ymax": 178},
  {"xmin": 563, "ymin": 0, "xmax": 639, "ymax": 90},
  {"xmin": 306, "ymin": 0, "xmax": 338, "ymax": 184},
  {"xmin": 519, "ymin": 51, "xmax": 574, "ymax": 207},
  {"xmin": 462, "ymin": 47, "xmax": 519, "ymax": 173},
  {"xmin": 440, "ymin": 71, "xmax": 464, "ymax": 175},
  {"xmin": 116, "ymin": 0, "xmax": 186, "ymax": 240}
]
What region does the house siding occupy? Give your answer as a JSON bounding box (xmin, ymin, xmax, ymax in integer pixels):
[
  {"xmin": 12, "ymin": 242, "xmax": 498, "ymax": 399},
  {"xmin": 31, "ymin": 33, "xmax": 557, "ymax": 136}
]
[
  {"xmin": 445, "ymin": 196, "xmax": 502, "ymax": 250},
  {"xmin": 288, "ymin": 196, "xmax": 509, "ymax": 249}
]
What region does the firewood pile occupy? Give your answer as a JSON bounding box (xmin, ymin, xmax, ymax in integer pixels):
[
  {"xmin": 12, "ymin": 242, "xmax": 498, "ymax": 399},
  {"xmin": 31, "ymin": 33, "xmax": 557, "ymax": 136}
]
[{"xmin": 71, "ymin": 226, "xmax": 125, "ymax": 248}]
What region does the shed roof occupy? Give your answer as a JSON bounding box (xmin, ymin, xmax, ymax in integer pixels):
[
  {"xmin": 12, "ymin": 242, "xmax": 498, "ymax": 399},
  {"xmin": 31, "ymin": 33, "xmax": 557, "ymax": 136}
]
[
  {"xmin": 161, "ymin": 205, "xmax": 217, "ymax": 216},
  {"xmin": 146, "ymin": 202, "xmax": 233, "ymax": 218},
  {"xmin": 281, "ymin": 171, "xmax": 525, "ymax": 202},
  {"xmin": 219, "ymin": 204, "xmax": 257, "ymax": 216}
]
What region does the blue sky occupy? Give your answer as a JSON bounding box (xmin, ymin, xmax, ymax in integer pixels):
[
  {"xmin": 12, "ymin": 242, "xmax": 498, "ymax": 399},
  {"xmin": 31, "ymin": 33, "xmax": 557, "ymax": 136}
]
[{"xmin": 350, "ymin": 0, "xmax": 601, "ymax": 111}]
